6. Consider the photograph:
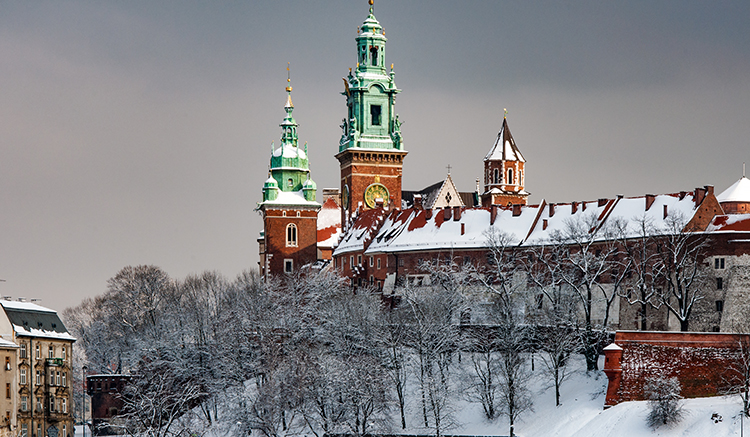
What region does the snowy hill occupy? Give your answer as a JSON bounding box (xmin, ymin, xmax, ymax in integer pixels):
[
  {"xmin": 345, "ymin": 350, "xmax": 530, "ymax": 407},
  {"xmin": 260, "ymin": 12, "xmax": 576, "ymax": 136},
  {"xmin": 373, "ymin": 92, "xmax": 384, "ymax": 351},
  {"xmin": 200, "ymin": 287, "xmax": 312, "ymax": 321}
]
[{"xmin": 445, "ymin": 356, "xmax": 746, "ymax": 437}]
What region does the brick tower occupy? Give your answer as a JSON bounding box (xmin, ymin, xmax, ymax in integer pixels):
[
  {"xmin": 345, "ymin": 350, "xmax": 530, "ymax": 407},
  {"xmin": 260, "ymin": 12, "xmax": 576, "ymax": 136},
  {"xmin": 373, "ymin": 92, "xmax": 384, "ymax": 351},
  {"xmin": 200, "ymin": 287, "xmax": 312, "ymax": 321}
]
[
  {"xmin": 481, "ymin": 115, "xmax": 529, "ymax": 207},
  {"xmin": 336, "ymin": 1, "xmax": 406, "ymax": 229},
  {"xmin": 257, "ymin": 73, "xmax": 320, "ymax": 276}
]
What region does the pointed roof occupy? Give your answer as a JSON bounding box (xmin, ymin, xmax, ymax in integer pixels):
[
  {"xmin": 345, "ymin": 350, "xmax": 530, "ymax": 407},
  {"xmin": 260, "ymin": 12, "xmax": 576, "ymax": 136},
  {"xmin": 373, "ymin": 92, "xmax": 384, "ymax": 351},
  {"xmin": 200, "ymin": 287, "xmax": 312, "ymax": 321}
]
[
  {"xmin": 484, "ymin": 117, "xmax": 525, "ymax": 162},
  {"xmin": 717, "ymin": 176, "xmax": 750, "ymax": 203}
]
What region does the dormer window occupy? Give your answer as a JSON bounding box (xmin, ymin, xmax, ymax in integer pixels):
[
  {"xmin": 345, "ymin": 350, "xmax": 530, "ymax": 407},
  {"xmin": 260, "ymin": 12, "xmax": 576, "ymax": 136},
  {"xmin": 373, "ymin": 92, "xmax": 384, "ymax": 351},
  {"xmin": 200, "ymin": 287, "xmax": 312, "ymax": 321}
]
[
  {"xmin": 370, "ymin": 105, "xmax": 382, "ymax": 126},
  {"xmin": 370, "ymin": 46, "xmax": 379, "ymax": 66}
]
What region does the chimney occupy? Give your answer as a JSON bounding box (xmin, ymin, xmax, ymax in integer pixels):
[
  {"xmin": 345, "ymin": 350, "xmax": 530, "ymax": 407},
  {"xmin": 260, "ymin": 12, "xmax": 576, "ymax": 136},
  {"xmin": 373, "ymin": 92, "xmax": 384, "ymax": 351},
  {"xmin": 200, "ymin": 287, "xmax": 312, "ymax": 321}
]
[
  {"xmin": 582, "ymin": 202, "xmax": 587, "ymax": 211},
  {"xmin": 598, "ymin": 198, "xmax": 608, "ymax": 207},
  {"xmin": 679, "ymin": 191, "xmax": 687, "ymax": 200},
  {"xmin": 425, "ymin": 208, "xmax": 433, "ymax": 220},
  {"xmin": 414, "ymin": 194, "xmax": 423, "ymax": 210},
  {"xmin": 694, "ymin": 187, "xmax": 706, "ymax": 206},
  {"xmin": 443, "ymin": 207, "xmax": 452, "ymax": 221},
  {"xmin": 461, "ymin": 223, "xmax": 466, "ymax": 235},
  {"xmin": 705, "ymin": 185, "xmax": 714, "ymax": 196},
  {"xmin": 663, "ymin": 204, "xmax": 668, "ymax": 219},
  {"xmin": 512, "ymin": 204, "xmax": 522, "ymax": 217},
  {"xmin": 453, "ymin": 206, "xmax": 462, "ymax": 221},
  {"xmin": 491, "ymin": 204, "xmax": 498, "ymax": 225},
  {"xmin": 571, "ymin": 202, "xmax": 578, "ymax": 214},
  {"xmin": 549, "ymin": 203, "xmax": 555, "ymax": 217},
  {"xmin": 645, "ymin": 194, "xmax": 655, "ymax": 211},
  {"xmin": 543, "ymin": 219, "xmax": 548, "ymax": 230}
]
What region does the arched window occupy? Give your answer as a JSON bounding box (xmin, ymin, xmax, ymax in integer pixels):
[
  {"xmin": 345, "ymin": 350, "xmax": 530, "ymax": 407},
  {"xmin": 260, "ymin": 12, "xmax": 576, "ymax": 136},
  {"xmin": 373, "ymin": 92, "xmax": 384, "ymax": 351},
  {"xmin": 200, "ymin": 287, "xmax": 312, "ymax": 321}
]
[
  {"xmin": 286, "ymin": 224, "xmax": 298, "ymax": 247},
  {"xmin": 370, "ymin": 46, "xmax": 378, "ymax": 66},
  {"xmin": 508, "ymin": 169, "xmax": 514, "ymax": 185},
  {"xmin": 493, "ymin": 168, "xmax": 499, "ymax": 184}
]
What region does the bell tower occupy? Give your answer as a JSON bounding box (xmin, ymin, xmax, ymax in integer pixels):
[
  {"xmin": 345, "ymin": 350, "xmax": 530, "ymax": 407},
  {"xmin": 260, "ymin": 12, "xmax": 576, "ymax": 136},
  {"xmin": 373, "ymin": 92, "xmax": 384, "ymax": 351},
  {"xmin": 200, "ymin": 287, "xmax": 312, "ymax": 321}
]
[
  {"xmin": 336, "ymin": 0, "xmax": 406, "ymax": 229},
  {"xmin": 257, "ymin": 68, "xmax": 320, "ymax": 277},
  {"xmin": 481, "ymin": 114, "xmax": 529, "ymax": 207}
]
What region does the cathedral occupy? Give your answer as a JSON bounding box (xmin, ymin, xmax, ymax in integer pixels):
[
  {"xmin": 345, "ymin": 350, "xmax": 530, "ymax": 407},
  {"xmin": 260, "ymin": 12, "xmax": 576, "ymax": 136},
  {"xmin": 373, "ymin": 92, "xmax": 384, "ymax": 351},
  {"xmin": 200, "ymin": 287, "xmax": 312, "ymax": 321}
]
[{"xmin": 257, "ymin": 3, "xmax": 750, "ymax": 332}]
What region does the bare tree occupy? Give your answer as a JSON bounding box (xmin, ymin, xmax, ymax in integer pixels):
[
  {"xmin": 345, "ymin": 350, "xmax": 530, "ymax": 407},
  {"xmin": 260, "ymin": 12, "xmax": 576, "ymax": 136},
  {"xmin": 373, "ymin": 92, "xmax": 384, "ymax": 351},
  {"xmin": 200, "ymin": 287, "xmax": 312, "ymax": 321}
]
[
  {"xmin": 645, "ymin": 376, "xmax": 684, "ymax": 429},
  {"xmin": 652, "ymin": 214, "xmax": 711, "ymax": 331}
]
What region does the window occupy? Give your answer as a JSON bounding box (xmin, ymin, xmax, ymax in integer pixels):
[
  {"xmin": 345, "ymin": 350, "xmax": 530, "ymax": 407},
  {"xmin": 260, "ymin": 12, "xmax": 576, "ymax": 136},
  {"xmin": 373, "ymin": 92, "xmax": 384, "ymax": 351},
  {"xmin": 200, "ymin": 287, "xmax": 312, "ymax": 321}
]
[
  {"xmin": 49, "ymin": 371, "xmax": 54, "ymax": 386},
  {"xmin": 370, "ymin": 46, "xmax": 378, "ymax": 66},
  {"xmin": 717, "ymin": 277, "xmax": 724, "ymax": 290},
  {"xmin": 377, "ymin": 258, "xmax": 381, "ymax": 269},
  {"xmin": 369, "ymin": 256, "xmax": 374, "ymax": 267},
  {"xmin": 35, "ymin": 345, "xmax": 40, "ymax": 360},
  {"xmin": 37, "ymin": 424, "xmax": 41, "ymax": 437},
  {"xmin": 48, "ymin": 345, "xmax": 53, "ymax": 359},
  {"xmin": 36, "ymin": 397, "xmax": 42, "ymax": 412},
  {"xmin": 21, "ymin": 424, "xmax": 27, "ymax": 437},
  {"xmin": 63, "ymin": 426, "xmax": 67, "ymax": 437},
  {"xmin": 62, "ymin": 347, "xmax": 66, "ymax": 360},
  {"xmin": 56, "ymin": 371, "xmax": 61, "ymax": 386},
  {"xmin": 715, "ymin": 257, "xmax": 725, "ymax": 269},
  {"xmin": 62, "ymin": 398, "xmax": 67, "ymax": 413},
  {"xmin": 287, "ymin": 178, "xmax": 293, "ymax": 188},
  {"xmin": 350, "ymin": 256, "xmax": 354, "ymax": 267},
  {"xmin": 21, "ymin": 396, "xmax": 27, "ymax": 412},
  {"xmin": 286, "ymin": 224, "xmax": 298, "ymax": 247},
  {"xmin": 370, "ymin": 104, "xmax": 382, "ymax": 126},
  {"xmin": 493, "ymin": 168, "xmax": 499, "ymax": 184},
  {"xmin": 50, "ymin": 396, "xmax": 55, "ymax": 412},
  {"xmin": 358, "ymin": 255, "xmax": 362, "ymax": 266},
  {"xmin": 20, "ymin": 369, "xmax": 26, "ymax": 385},
  {"xmin": 370, "ymin": 275, "xmax": 374, "ymax": 284},
  {"xmin": 20, "ymin": 343, "xmax": 26, "ymax": 359},
  {"xmin": 716, "ymin": 300, "xmax": 724, "ymax": 312},
  {"xmin": 35, "ymin": 370, "xmax": 40, "ymax": 386},
  {"xmin": 282, "ymin": 211, "xmax": 286, "ymax": 217},
  {"xmin": 398, "ymin": 258, "xmax": 404, "ymax": 267},
  {"xmin": 508, "ymin": 168, "xmax": 514, "ymax": 184},
  {"xmin": 284, "ymin": 259, "xmax": 293, "ymax": 274},
  {"xmin": 62, "ymin": 372, "xmax": 67, "ymax": 387},
  {"xmin": 296, "ymin": 211, "xmax": 300, "ymax": 217},
  {"xmin": 4, "ymin": 356, "xmax": 9, "ymax": 370},
  {"xmin": 5, "ymin": 383, "xmax": 9, "ymax": 399}
]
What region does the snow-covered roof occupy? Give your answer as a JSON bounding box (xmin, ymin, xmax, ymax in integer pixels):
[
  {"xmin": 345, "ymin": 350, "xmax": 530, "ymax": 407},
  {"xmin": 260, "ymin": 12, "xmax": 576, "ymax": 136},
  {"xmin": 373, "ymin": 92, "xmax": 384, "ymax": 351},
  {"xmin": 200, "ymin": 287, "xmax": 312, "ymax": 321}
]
[
  {"xmin": 1, "ymin": 301, "xmax": 75, "ymax": 341},
  {"xmin": 336, "ymin": 187, "xmax": 717, "ymax": 256},
  {"xmin": 365, "ymin": 205, "xmax": 540, "ymax": 254},
  {"xmin": 707, "ymin": 214, "xmax": 750, "ymax": 232},
  {"xmin": 717, "ymin": 176, "xmax": 750, "ymax": 203},
  {"xmin": 317, "ymin": 197, "xmax": 342, "ymax": 249},
  {"xmin": 258, "ymin": 190, "xmax": 320, "ymax": 208},
  {"xmin": 484, "ymin": 118, "xmax": 525, "ymax": 163},
  {"xmin": 333, "ymin": 208, "xmax": 388, "ymax": 255},
  {"xmin": 272, "ymin": 144, "xmax": 307, "ymax": 160}
]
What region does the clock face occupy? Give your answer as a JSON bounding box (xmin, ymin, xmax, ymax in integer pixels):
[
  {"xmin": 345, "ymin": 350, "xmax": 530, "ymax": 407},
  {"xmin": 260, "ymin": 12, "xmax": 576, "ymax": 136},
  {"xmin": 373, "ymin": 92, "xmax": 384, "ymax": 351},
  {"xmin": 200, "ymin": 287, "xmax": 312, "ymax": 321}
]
[
  {"xmin": 342, "ymin": 184, "xmax": 350, "ymax": 210},
  {"xmin": 364, "ymin": 183, "xmax": 389, "ymax": 208}
]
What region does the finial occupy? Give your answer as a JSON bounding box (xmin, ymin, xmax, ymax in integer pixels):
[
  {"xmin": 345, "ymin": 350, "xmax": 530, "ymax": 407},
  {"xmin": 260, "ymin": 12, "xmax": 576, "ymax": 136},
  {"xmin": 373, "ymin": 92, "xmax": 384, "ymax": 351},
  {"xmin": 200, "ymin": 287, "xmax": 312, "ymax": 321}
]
[
  {"xmin": 504, "ymin": 108, "xmax": 508, "ymax": 119},
  {"xmin": 446, "ymin": 164, "xmax": 452, "ymax": 175},
  {"xmin": 285, "ymin": 62, "xmax": 292, "ymax": 93},
  {"xmin": 390, "ymin": 63, "xmax": 394, "ymax": 71},
  {"xmin": 304, "ymin": 142, "xmax": 308, "ymax": 154},
  {"xmin": 369, "ymin": 0, "xmax": 374, "ymax": 14},
  {"xmin": 357, "ymin": 26, "xmax": 360, "ymax": 34}
]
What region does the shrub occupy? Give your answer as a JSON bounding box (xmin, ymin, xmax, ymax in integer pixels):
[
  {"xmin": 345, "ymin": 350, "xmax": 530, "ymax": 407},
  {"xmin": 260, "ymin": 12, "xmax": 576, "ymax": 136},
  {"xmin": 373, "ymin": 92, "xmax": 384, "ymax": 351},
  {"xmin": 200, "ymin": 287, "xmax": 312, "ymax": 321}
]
[{"xmin": 645, "ymin": 376, "xmax": 684, "ymax": 429}]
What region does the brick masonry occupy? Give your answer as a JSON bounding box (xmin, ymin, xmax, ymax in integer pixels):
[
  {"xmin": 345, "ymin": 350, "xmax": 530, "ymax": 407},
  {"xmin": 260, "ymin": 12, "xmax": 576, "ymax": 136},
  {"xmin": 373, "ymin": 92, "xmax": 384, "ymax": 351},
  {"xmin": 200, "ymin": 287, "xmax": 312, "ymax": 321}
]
[{"xmin": 603, "ymin": 331, "xmax": 749, "ymax": 407}]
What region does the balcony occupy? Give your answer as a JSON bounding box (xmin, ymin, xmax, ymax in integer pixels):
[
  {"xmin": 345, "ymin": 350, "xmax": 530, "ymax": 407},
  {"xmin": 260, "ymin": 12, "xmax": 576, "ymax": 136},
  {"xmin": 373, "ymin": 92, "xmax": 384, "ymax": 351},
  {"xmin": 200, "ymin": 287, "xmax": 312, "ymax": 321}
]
[{"xmin": 45, "ymin": 358, "xmax": 64, "ymax": 367}]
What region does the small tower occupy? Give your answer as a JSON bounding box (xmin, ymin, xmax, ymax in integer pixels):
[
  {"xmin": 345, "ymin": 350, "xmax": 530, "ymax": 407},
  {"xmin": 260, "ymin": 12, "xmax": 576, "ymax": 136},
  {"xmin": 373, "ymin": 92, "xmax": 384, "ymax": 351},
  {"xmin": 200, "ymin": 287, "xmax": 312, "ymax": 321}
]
[
  {"xmin": 257, "ymin": 70, "xmax": 321, "ymax": 277},
  {"xmin": 336, "ymin": 0, "xmax": 407, "ymax": 229},
  {"xmin": 481, "ymin": 114, "xmax": 529, "ymax": 207}
]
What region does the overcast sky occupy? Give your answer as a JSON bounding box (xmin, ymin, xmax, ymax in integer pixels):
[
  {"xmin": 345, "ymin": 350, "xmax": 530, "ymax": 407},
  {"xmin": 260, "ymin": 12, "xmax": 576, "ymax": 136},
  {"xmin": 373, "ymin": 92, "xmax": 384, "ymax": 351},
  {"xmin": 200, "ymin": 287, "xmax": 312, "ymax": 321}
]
[{"xmin": 2, "ymin": 1, "xmax": 750, "ymax": 312}]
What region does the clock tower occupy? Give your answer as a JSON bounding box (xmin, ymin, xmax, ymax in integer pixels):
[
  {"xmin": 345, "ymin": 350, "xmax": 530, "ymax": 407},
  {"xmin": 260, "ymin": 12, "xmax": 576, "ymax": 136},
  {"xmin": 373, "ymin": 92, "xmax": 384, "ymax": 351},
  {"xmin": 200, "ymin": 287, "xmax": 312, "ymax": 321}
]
[{"xmin": 336, "ymin": 1, "xmax": 406, "ymax": 229}]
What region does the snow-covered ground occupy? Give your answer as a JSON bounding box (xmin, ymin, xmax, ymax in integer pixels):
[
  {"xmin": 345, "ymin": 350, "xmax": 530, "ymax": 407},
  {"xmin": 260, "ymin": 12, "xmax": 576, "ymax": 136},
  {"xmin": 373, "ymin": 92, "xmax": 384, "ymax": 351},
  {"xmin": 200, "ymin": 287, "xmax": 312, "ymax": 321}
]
[{"xmin": 438, "ymin": 356, "xmax": 747, "ymax": 437}]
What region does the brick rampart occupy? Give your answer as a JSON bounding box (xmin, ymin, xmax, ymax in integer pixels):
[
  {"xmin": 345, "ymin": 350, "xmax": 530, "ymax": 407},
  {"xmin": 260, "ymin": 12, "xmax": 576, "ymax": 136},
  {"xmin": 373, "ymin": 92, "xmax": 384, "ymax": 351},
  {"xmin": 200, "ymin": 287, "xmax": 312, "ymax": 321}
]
[{"xmin": 603, "ymin": 330, "xmax": 748, "ymax": 407}]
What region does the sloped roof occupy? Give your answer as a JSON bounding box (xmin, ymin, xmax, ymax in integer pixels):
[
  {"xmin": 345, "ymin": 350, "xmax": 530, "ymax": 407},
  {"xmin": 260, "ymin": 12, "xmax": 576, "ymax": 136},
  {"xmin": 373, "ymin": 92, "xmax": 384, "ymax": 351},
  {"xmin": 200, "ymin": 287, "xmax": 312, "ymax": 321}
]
[
  {"xmin": 717, "ymin": 177, "xmax": 750, "ymax": 203},
  {"xmin": 257, "ymin": 190, "xmax": 321, "ymax": 208},
  {"xmin": 484, "ymin": 118, "xmax": 525, "ymax": 163},
  {"xmin": 317, "ymin": 197, "xmax": 342, "ymax": 249},
  {"xmin": 337, "ymin": 187, "xmax": 716, "ymax": 256},
  {"xmin": 707, "ymin": 214, "xmax": 750, "ymax": 232},
  {"xmin": 1, "ymin": 301, "xmax": 75, "ymax": 341}
]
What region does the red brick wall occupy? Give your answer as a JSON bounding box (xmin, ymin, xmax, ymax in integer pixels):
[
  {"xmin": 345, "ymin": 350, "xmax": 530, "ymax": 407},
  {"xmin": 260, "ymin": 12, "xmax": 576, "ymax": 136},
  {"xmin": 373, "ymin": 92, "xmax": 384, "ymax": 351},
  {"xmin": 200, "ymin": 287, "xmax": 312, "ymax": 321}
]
[
  {"xmin": 603, "ymin": 331, "xmax": 748, "ymax": 406},
  {"xmin": 263, "ymin": 208, "xmax": 318, "ymax": 275},
  {"xmin": 337, "ymin": 149, "xmax": 406, "ymax": 225}
]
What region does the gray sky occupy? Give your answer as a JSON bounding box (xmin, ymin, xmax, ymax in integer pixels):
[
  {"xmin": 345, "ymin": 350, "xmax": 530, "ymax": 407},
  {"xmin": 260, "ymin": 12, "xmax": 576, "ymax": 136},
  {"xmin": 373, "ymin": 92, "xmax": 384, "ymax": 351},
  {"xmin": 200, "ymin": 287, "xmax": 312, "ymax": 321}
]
[{"xmin": 2, "ymin": 1, "xmax": 750, "ymax": 312}]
